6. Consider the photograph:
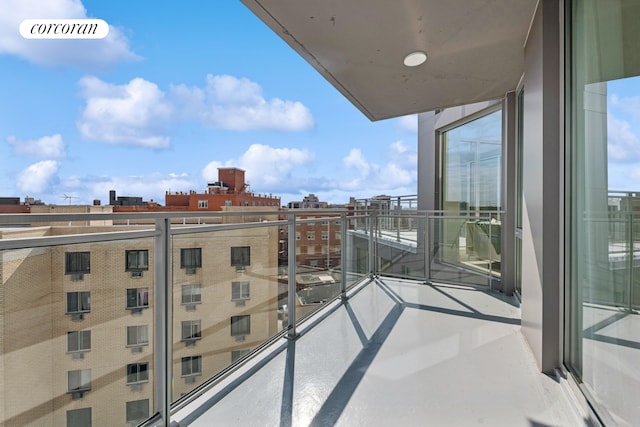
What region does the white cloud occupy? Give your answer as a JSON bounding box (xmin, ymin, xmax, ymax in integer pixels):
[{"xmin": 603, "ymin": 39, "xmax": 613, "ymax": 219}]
[
  {"xmin": 77, "ymin": 76, "xmax": 173, "ymax": 148},
  {"xmin": 172, "ymin": 74, "xmax": 314, "ymax": 132},
  {"xmin": 0, "ymin": 0, "xmax": 138, "ymax": 68},
  {"xmin": 343, "ymin": 148, "xmax": 370, "ymax": 176},
  {"xmin": 396, "ymin": 115, "xmax": 418, "ymax": 133},
  {"xmin": 16, "ymin": 160, "xmax": 59, "ymax": 193},
  {"xmin": 339, "ymin": 141, "xmax": 417, "ymax": 192},
  {"xmin": 202, "ymin": 144, "xmax": 315, "ymax": 189},
  {"xmin": 7, "ymin": 134, "xmax": 66, "ymax": 158},
  {"xmin": 610, "ymin": 94, "xmax": 640, "ymax": 120},
  {"xmin": 608, "ymin": 113, "xmax": 640, "ymax": 162}
]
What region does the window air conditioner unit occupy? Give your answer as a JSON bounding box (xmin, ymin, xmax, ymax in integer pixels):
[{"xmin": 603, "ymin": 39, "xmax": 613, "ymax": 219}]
[
  {"xmin": 71, "ymin": 352, "xmax": 85, "ymax": 360},
  {"xmin": 235, "ymin": 335, "xmax": 245, "ymax": 342},
  {"xmin": 71, "ymin": 273, "xmax": 84, "ymax": 282},
  {"xmin": 71, "ymin": 313, "xmax": 85, "ymax": 321},
  {"xmin": 131, "ymin": 271, "xmax": 143, "ymax": 278},
  {"xmin": 186, "ymin": 268, "xmax": 196, "ymax": 275},
  {"xmin": 131, "ymin": 346, "xmax": 143, "ymax": 354},
  {"xmin": 184, "ymin": 376, "xmax": 196, "ymax": 384},
  {"xmin": 185, "ymin": 304, "xmax": 196, "ymax": 311},
  {"xmin": 235, "ymin": 300, "xmax": 246, "ymax": 307}
]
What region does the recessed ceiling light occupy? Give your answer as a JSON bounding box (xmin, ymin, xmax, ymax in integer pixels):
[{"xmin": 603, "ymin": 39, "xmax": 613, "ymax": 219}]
[{"xmin": 403, "ymin": 51, "xmax": 427, "ymax": 67}]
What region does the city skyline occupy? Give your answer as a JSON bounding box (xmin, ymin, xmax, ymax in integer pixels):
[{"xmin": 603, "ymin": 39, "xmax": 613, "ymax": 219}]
[{"xmin": 0, "ymin": 0, "xmax": 418, "ymax": 206}]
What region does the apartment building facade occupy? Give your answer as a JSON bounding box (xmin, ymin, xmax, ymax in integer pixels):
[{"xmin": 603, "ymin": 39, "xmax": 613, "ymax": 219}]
[{"xmin": 0, "ymin": 224, "xmax": 279, "ymax": 426}]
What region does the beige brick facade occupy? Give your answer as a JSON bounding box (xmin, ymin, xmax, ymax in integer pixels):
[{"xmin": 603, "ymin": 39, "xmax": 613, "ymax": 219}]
[{"xmin": 0, "ymin": 223, "xmax": 279, "ymax": 426}]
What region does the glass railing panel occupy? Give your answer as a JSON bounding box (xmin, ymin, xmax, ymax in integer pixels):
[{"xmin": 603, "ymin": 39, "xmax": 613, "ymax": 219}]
[
  {"xmin": 345, "ymin": 215, "xmax": 370, "ymax": 281},
  {"xmin": 584, "ymin": 206, "xmax": 640, "ymax": 311},
  {"xmin": 170, "ymin": 223, "xmax": 282, "ymax": 400},
  {"xmin": 427, "ymin": 212, "xmax": 500, "ymax": 287},
  {"xmin": 294, "ymin": 216, "xmax": 342, "ymax": 322},
  {"xmin": 344, "ymin": 215, "xmax": 366, "ymax": 288},
  {"xmin": 0, "ymin": 237, "xmax": 156, "ymax": 427},
  {"xmin": 376, "ymin": 214, "xmax": 426, "ymax": 280}
]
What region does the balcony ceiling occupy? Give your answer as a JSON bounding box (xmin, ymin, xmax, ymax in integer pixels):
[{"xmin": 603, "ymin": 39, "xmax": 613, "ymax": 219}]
[{"xmin": 241, "ymin": 0, "xmax": 537, "ymax": 120}]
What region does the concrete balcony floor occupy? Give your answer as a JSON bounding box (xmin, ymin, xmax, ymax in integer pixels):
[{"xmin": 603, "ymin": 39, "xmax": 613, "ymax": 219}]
[{"xmin": 167, "ymin": 277, "xmax": 586, "ymax": 426}]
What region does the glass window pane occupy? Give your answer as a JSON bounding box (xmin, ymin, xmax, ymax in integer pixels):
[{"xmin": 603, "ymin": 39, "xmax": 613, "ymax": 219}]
[{"xmin": 567, "ymin": 1, "xmax": 640, "ymax": 424}]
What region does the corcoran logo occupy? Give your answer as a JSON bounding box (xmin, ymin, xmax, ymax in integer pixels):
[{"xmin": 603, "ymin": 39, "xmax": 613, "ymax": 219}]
[{"xmin": 20, "ymin": 19, "xmax": 109, "ymax": 39}]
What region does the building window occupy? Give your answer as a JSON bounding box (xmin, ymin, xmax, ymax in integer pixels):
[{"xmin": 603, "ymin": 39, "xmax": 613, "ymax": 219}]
[
  {"xmin": 65, "ymin": 252, "xmax": 90, "ymax": 279},
  {"xmin": 181, "ymin": 248, "xmax": 202, "ymax": 274},
  {"xmin": 125, "ymin": 250, "xmax": 148, "ymax": 272},
  {"xmin": 295, "ymin": 232, "xmax": 301, "ymax": 240},
  {"xmin": 307, "ymin": 231, "xmax": 315, "ymax": 240},
  {"xmin": 127, "ymin": 325, "xmax": 149, "ymax": 347},
  {"xmin": 126, "ymin": 363, "xmax": 149, "ymax": 384},
  {"xmin": 181, "ymin": 320, "xmax": 201, "ymax": 342},
  {"xmin": 231, "ymin": 281, "xmax": 250, "ymax": 300},
  {"xmin": 67, "ymin": 408, "xmax": 91, "ymax": 427},
  {"xmin": 67, "ymin": 331, "xmax": 91, "ymax": 353},
  {"xmin": 66, "ymin": 292, "xmax": 90, "ymax": 314},
  {"xmin": 230, "ymin": 315, "xmax": 250, "ymax": 336},
  {"xmin": 126, "ymin": 399, "xmax": 149, "ymax": 425},
  {"xmin": 231, "ymin": 349, "xmax": 251, "ymax": 363},
  {"xmin": 321, "ymin": 231, "xmax": 329, "ymax": 240},
  {"xmin": 181, "ymin": 356, "xmax": 202, "ymax": 377},
  {"xmin": 321, "ymin": 220, "xmax": 329, "ymax": 225},
  {"xmin": 197, "ymin": 199, "xmax": 208, "ymax": 209},
  {"xmin": 224, "ymin": 200, "xmax": 232, "ymax": 206},
  {"xmin": 181, "ymin": 284, "xmax": 202, "ymax": 305},
  {"xmin": 126, "ymin": 288, "xmax": 149, "ymax": 310},
  {"xmin": 230, "ymin": 246, "xmax": 250, "ymax": 270},
  {"xmin": 68, "ymin": 369, "xmax": 91, "ymax": 392}
]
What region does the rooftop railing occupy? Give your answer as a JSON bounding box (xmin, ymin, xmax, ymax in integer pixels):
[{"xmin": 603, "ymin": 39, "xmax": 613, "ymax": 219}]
[{"xmin": 0, "ymin": 206, "xmax": 505, "ymax": 426}]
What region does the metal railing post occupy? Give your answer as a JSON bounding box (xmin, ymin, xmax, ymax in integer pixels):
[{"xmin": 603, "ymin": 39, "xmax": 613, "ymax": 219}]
[
  {"xmin": 287, "ymin": 213, "xmax": 298, "ymax": 339},
  {"xmin": 426, "ymin": 213, "xmax": 432, "ymax": 283},
  {"xmin": 369, "ymin": 210, "xmax": 376, "ymax": 276},
  {"xmin": 154, "ymin": 218, "xmax": 172, "ymax": 426},
  {"xmin": 340, "ymin": 212, "xmax": 347, "ymax": 300},
  {"xmin": 627, "ymin": 209, "xmax": 634, "ymax": 312}
]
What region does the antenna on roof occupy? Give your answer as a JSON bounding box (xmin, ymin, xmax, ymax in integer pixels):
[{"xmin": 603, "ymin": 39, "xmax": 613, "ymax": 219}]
[{"xmin": 61, "ymin": 194, "xmax": 79, "ymax": 205}]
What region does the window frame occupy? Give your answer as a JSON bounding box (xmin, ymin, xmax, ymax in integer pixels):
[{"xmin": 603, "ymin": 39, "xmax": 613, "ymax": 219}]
[
  {"xmin": 181, "ymin": 284, "xmax": 202, "ymax": 305},
  {"xmin": 125, "ymin": 250, "xmax": 149, "ymax": 272},
  {"xmin": 180, "ymin": 248, "xmax": 202, "ymax": 271},
  {"xmin": 126, "ymin": 363, "xmax": 149, "ymax": 384},
  {"xmin": 126, "ymin": 325, "xmax": 149, "ymax": 347},
  {"xmin": 68, "ymin": 369, "xmax": 91, "ymax": 392},
  {"xmin": 66, "ymin": 408, "xmax": 91, "ymax": 427},
  {"xmin": 126, "ymin": 288, "xmax": 149, "ymax": 310},
  {"xmin": 230, "ymin": 246, "xmax": 251, "ymax": 268},
  {"xmin": 230, "ymin": 315, "xmax": 251, "ymax": 336},
  {"xmin": 67, "ymin": 330, "xmax": 91, "ymax": 353},
  {"xmin": 125, "ymin": 399, "xmax": 149, "ymax": 425},
  {"xmin": 181, "ymin": 355, "xmax": 202, "ymax": 377},
  {"xmin": 66, "ymin": 291, "xmax": 91, "ymax": 314},
  {"xmin": 65, "ymin": 251, "xmax": 91, "ymax": 275},
  {"xmin": 231, "ymin": 349, "xmax": 251, "ymax": 363},
  {"xmin": 181, "ymin": 320, "xmax": 202, "ymax": 341},
  {"xmin": 231, "ymin": 281, "xmax": 250, "ymax": 301}
]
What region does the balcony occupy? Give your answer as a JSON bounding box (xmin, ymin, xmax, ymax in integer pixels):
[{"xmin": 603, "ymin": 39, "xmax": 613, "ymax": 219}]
[{"xmin": 0, "ymin": 206, "xmax": 586, "ymax": 426}]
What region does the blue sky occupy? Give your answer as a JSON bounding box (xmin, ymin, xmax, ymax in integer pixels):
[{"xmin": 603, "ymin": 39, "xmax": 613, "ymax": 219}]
[{"xmin": 0, "ymin": 0, "xmax": 418, "ymax": 206}]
